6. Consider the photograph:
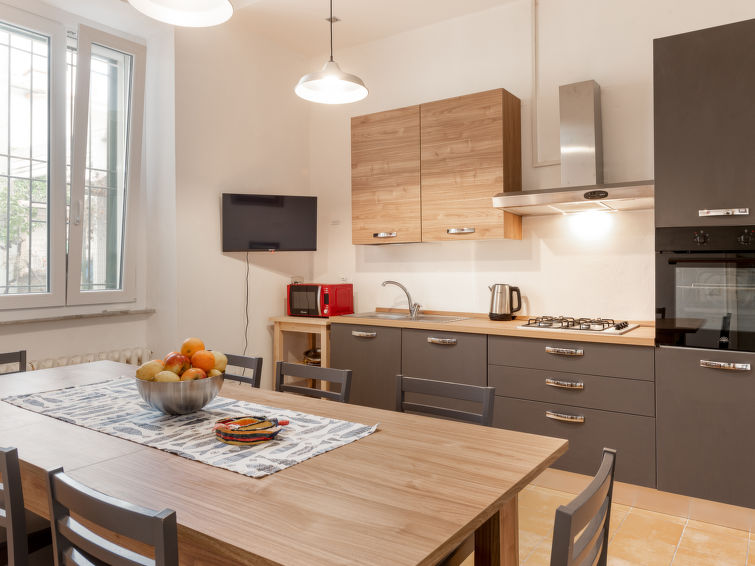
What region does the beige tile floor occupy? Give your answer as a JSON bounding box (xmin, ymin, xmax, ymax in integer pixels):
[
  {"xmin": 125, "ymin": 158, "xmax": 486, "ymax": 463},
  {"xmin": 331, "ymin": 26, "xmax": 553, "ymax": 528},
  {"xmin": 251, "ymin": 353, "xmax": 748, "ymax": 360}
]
[{"xmin": 463, "ymin": 485, "xmax": 753, "ymax": 566}]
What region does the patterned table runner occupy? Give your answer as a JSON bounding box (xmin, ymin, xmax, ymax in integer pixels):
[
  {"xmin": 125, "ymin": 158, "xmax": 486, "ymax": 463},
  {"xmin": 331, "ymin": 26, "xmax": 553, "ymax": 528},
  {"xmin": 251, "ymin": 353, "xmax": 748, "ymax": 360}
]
[{"xmin": 2, "ymin": 378, "xmax": 378, "ymax": 478}]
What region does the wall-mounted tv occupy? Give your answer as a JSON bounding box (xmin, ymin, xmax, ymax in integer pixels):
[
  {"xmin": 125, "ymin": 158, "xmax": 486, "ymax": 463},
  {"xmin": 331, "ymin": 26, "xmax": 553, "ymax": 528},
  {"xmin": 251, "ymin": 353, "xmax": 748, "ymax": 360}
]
[{"xmin": 222, "ymin": 194, "xmax": 317, "ymax": 252}]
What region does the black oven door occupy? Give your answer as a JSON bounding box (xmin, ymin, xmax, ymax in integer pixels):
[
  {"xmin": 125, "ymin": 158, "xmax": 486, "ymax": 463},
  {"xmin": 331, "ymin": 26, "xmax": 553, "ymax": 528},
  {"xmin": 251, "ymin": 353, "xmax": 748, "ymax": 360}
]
[{"xmin": 656, "ymin": 253, "xmax": 755, "ymax": 350}]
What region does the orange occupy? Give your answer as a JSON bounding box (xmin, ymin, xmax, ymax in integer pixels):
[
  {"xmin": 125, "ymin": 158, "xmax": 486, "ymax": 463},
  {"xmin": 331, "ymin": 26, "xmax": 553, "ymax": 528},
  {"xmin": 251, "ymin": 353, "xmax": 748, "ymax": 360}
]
[
  {"xmin": 191, "ymin": 350, "xmax": 215, "ymax": 372},
  {"xmin": 181, "ymin": 337, "xmax": 205, "ymax": 359}
]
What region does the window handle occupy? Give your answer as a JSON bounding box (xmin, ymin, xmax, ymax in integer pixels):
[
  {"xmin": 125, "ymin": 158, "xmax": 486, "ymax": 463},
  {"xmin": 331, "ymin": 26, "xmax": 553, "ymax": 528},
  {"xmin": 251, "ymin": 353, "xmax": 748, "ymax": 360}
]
[{"xmin": 73, "ymin": 199, "xmax": 83, "ymax": 226}]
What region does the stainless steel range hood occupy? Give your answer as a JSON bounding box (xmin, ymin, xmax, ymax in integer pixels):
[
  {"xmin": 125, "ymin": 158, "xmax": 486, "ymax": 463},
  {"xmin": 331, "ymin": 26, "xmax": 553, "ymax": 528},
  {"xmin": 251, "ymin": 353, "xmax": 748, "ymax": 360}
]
[{"xmin": 493, "ymin": 80, "xmax": 654, "ymax": 216}]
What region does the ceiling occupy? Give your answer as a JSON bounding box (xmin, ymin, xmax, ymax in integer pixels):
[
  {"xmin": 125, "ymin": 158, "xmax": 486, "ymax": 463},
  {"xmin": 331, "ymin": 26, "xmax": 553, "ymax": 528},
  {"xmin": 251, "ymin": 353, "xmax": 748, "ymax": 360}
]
[{"xmin": 231, "ymin": 0, "xmax": 516, "ymax": 55}]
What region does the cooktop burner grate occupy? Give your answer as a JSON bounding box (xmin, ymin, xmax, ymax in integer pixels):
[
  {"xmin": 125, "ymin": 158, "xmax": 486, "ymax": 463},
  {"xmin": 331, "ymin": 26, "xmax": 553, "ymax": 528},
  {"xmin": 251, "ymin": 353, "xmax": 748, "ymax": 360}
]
[{"xmin": 519, "ymin": 316, "xmax": 636, "ymax": 334}]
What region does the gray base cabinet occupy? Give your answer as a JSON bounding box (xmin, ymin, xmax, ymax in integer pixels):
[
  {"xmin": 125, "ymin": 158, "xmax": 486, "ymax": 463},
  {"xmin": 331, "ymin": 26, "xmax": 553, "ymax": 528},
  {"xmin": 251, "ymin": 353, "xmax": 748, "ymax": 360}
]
[
  {"xmin": 656, "ymin": 346, "xmax": 755, "ymax": 508},
  {"xmin": 331, "ymin": 323, "xmax": 664, "ymax": 492},
  {"xmin": 401, "ymin": 329, "xmax": 487, "ymax": 413},
  {"xmin": 330, "ymin": 324, "xmax": 401, "ymax": 411},
  {"xmin": 495, "ymin": 397, "xmax": 656, "ymax": 487},
  {"xmin": 489, "ymin": 336, "xmax": 656, "ymax": 487}
]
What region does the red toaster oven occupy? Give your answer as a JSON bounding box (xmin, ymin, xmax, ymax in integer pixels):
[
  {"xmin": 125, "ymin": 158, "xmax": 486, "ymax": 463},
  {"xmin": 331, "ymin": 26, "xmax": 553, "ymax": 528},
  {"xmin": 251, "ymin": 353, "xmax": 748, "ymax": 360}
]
[{"xmin": 286, "ymin": 283, "xmax": 354, "ymax": 317}]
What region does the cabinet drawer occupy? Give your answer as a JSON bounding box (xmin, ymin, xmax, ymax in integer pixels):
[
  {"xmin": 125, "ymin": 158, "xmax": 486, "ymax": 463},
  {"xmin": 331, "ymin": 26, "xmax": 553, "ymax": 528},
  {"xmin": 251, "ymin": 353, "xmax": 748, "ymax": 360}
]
[
  {"xmin": 488, "ymin": 336, "xmax": 654, "ymax": 381},
  {"xmin": 402, "ymin": 329, "xmax": 487, "ymax": 415},
  {"xmin": 495, "ymin": 397, "xmax": 656, "ymax": 487},
  {"xmin": 402, "ymin": 329, "xmax": 486, "ymax": 385},
  {"xmin": 330, "ymin": 324, "xmax": 401, "ymax": 411},
  {"xmin": 488, "ymin": 366, "xmax": 655, "ymax": 416},
  {"xmin": 656, "ymin": 346, "xmax": 755, "ymax": 507}
]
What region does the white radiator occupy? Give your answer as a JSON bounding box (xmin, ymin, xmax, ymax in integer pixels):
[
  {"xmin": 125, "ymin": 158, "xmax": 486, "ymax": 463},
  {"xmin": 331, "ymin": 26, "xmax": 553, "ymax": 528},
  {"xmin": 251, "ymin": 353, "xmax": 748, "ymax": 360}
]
[{"xmin": 1, "ymin": 347, "xmax": 153, "ymax": 373}]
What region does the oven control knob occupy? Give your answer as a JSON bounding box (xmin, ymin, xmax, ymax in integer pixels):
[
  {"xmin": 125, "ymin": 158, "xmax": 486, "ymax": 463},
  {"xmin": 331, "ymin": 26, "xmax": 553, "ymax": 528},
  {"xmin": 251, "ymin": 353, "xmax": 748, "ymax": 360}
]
[
  {"xmin": 737, "ymin": 231, "xmax": 753, "ymax": 246},
  {"xmin": 693, "ymin": 231, "xmax": 709, "ymax": 245}
]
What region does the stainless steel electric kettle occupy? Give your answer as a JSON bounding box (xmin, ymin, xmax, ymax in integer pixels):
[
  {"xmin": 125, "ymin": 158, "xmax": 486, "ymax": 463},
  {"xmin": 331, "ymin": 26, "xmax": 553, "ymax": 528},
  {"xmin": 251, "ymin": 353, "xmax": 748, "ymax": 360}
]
[{"xmin": 488, "ymin": 284, "xmax": 522, "ymax": 321}]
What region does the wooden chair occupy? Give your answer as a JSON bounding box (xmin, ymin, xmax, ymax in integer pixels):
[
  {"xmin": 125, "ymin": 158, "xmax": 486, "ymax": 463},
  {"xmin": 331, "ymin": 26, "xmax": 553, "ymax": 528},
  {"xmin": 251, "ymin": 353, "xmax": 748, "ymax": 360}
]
[
  {"xmin": 45, "ymin": 467, "xmax": 178, "ymax": 566},
  {"xmin": 550, "ymin": 448, "xmax": 617, "ymax": 566},
  {"xmin": 395, "ymin": 375, "xmax": 495, "ymax": 427},
  {"xmin": 275, "ymin": 361, "xmax": 352, "ymax": 403},
  {"xmin": 224, "ymin": 353, "xmax": 263, "ymax": 388},
  {"xmin": 0, "ymin": 351, "xmax": 26, "ymax": 375},
  {"xmin": 0, "ymin": 447, "xmax": 52, "ymax": 566}
]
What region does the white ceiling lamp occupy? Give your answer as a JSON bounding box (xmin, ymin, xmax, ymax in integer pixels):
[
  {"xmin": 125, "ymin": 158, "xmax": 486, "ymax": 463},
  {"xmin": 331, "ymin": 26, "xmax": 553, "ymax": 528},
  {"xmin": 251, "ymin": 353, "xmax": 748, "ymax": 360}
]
[
  {"xmin": 295, "ymin": 0, "xmax": 368, "ymax": 104},
  {"xmin": 127, "ymin": 0, "xmax": 233, "ymax": 27}
]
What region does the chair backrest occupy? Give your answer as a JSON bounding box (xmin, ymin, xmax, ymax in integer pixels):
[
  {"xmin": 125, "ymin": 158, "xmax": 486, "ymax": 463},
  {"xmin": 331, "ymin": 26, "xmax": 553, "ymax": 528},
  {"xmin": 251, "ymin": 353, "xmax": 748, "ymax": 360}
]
[
  {"xmin": 0, "ymin": 447, "xmax": 29, "ymax": 566},
  {"xmin": 395, "ymin": 375, "xmax": 496, "ymax": 427},
  {"xmin": 0, "ymin": 351, "xmax": 26, "ymax": 375},
  {"xmin": 550, "ymin": 448, "xmax": 617, "ymax": 566},
  {"xmin": 224, "ymin": 353, "xmax": 263, "ymax": 388},
  {"xmin": 46, "ymin": 467, "xmax": 178, "ymax": 566},
  {"xmin": 275, "ymin": 361, "xmax": 352, "ymax": 403}
]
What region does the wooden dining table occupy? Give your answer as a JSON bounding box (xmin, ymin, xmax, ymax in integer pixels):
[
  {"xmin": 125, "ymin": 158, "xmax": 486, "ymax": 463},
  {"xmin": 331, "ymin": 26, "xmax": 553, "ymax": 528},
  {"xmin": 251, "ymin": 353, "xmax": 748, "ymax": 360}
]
[{"xmin": 0, "ymin": 361, "xmax": 567, "ymax": 566}]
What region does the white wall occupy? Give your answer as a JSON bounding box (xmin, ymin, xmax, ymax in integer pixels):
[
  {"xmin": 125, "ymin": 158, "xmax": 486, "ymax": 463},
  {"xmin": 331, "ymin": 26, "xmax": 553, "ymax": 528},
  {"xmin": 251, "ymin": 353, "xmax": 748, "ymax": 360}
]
[
  {"xmin": 0, "ymin": 0, "xmax": 174, "ymax": 363},
  {"xmin": 309, "ymin": 0, "xmax": 755, "ymax": 320},
  {"xmin": 174, "ymin": 14, "xmax": 312, "ymax": 388}
]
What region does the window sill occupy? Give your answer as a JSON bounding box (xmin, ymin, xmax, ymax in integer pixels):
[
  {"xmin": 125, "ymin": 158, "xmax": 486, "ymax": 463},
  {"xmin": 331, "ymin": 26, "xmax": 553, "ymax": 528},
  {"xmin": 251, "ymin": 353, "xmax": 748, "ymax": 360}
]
[{"xmin": 0, "ymin": 308, "xmax": 156, "ymax": 327}]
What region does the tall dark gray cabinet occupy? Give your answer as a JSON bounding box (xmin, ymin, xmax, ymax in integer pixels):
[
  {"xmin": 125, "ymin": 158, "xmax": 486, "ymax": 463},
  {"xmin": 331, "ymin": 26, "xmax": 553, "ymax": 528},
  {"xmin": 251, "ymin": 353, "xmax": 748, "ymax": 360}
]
[{"xmin": 654, "ymin": 18, "xmax": 755, "ymax": 227}]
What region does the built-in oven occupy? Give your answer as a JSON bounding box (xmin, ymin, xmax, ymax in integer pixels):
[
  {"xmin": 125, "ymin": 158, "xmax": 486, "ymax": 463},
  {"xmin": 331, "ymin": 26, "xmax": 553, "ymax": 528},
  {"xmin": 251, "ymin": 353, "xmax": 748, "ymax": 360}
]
[{"xmin": 656, "ymin": 226, "xmax": 755, "ymax": 351}]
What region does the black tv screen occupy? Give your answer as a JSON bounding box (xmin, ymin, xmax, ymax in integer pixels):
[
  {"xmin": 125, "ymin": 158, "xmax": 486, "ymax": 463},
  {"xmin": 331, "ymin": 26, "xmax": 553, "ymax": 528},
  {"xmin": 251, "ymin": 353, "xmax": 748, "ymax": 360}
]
[{"xmin": 222, "ymin": 194, "xmax": 317, "ymax": 252}]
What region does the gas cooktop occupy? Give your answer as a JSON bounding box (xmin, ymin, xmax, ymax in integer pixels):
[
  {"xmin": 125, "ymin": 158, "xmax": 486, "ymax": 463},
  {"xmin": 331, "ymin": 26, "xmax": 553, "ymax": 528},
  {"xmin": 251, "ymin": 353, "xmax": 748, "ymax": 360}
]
[{"xmin": 517, "ymin": 316, "xmax": 639, "ymax": 335}]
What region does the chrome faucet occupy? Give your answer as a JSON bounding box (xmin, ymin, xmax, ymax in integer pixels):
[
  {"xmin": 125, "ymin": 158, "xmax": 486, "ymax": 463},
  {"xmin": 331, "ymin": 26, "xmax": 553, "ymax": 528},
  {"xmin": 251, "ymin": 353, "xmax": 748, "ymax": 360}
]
[{"xmin": 381, "ymin": 280, "xmax": 421, "ymax": 319}]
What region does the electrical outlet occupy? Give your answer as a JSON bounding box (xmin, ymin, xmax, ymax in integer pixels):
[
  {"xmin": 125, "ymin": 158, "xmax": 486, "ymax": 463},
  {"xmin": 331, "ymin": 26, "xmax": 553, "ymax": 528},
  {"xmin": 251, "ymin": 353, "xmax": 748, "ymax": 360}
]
[
  {"xmin": 338, "ymin": 274, "xmax": 347, "ymax": 282},
  {"xmin": 290, "ymin": 275, "xmax": 304, "ymax": 284}
]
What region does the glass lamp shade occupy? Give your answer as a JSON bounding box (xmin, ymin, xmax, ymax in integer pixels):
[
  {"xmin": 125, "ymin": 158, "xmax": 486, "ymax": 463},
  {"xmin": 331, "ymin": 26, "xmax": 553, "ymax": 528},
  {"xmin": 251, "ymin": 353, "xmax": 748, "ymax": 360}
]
[
  {"xmin": 127, "ymin": 0, "xmax": 233, "ymax": 27},
  {"xmin": 295, "ymin": 60, "xmax": 368, "ymax": 104}
]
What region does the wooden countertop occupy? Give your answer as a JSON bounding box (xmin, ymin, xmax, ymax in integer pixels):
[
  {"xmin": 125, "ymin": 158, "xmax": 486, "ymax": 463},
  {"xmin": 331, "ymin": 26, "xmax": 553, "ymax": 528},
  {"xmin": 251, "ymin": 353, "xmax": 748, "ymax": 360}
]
[{"xmin": 329, "ymin": 310, "xmax": 656, "ymax": 347}]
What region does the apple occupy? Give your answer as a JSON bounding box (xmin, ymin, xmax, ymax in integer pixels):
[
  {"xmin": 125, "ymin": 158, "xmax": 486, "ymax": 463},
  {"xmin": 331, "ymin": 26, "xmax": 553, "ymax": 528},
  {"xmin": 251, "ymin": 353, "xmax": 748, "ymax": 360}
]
[
  {"xmin": 212, "ymin": 351, "xmax": 228, "ymax": 372},
  {"xmin": 154, "ymin": 370, "xmax": 181, "ymax": 382},
  {"xmin": 163, "ymin": 352, "xmax": 190, "ymax": 375},
  {"xmin": 181, "ymin": 368, "xmax": 207, "ymax": 381},
  {"xmin": 207, "ymin": 369, "xmax": 222, "ymax": 378},
  {"xmin": 136, "ymin": 359, "xmax": 164, "ymax": 381}
]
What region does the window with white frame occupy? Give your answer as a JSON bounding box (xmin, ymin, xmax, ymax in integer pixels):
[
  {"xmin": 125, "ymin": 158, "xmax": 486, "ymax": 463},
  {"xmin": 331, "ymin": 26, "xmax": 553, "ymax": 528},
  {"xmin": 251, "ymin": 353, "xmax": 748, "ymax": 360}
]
[{"xmin": 0, "ymin": 5, "xmax": 145, "ymax": 309}]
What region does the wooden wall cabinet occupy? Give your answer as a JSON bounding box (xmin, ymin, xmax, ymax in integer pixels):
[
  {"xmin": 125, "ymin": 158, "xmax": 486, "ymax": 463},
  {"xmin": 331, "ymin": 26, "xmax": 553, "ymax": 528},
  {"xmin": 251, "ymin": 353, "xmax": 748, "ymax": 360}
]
[
  {"xmin": 351, "ymin": 106, "xmax": 422, "ymax": 244},
  {"xmin": 350, "ymin": 89, "xmax": 522, "ymax": 245},
  {"xmin": 420, "ymin": 89, "xmax": 522, "ymax": 241}
]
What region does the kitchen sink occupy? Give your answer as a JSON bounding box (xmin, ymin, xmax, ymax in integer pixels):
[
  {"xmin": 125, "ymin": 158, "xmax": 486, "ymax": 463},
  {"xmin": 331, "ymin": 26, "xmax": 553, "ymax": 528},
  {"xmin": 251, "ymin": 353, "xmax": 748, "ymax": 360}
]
[{"xmin": 344, "ymin": 312, "xmax": 469, "ymax": 323}]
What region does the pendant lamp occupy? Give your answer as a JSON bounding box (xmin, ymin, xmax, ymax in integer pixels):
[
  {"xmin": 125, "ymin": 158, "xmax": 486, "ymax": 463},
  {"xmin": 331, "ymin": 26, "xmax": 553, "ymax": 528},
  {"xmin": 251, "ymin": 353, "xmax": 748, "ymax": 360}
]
[
  {"xmin": 295, "ymin": 0, "xmax": 368, "ymax": 104},
  {"xmin": 127, "ymin": 0, "xmax": 233, "ymax": 27}
]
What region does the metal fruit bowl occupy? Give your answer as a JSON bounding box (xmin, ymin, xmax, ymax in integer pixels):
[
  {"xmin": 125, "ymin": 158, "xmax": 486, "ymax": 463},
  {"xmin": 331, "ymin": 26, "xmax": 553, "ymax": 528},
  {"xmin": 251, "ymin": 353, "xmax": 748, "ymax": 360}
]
[{"xmin": 135, "ymin": 374, "xmax": 224, "ymax": 415}]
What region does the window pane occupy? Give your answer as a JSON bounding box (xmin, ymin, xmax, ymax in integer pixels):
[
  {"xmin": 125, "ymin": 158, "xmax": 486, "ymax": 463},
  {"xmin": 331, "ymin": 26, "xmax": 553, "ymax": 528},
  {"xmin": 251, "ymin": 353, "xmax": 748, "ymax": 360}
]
[
  {"xmin": 80, "ymin": 43, "xmax": 132, "ymax": 292},
  {"xmin": 0, "ymin": 22, "xmax": 49, "ymax": 296}
]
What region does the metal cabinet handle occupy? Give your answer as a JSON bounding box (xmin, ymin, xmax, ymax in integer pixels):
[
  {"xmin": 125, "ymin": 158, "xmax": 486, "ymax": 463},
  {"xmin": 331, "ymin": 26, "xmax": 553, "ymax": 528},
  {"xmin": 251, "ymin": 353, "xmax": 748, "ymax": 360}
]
[
  {"xmin": 427, "ymin": 337, "xmax": 457, "ymax": 345},
  {"xmin": 446, "ymin": 227, "xmax": 476, "ymax": 235},
  {"xmin": 545, "ymin": 346, "xmax": 584, "ymax": 357},
  {"xmin": 373, "ymin": 232, "xmax": 397, "ymax": 239},
  {"xmin": 698, "ymin": 208, "xmax": 749, "ymax": 217},
  {"xmin": 700, "ymin": 359, "xmax": 751, "ymax": 371},
  {"xmin": 352, "ymin": 331, "xmax": 377, "ymax": 338},
  {"xmin": 545, "ymin": 378, "xmax": 584, "ymax": 390},
  {"xmin": 546, "ymin": 410, "xmax": 585, "ymax": 424}
]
